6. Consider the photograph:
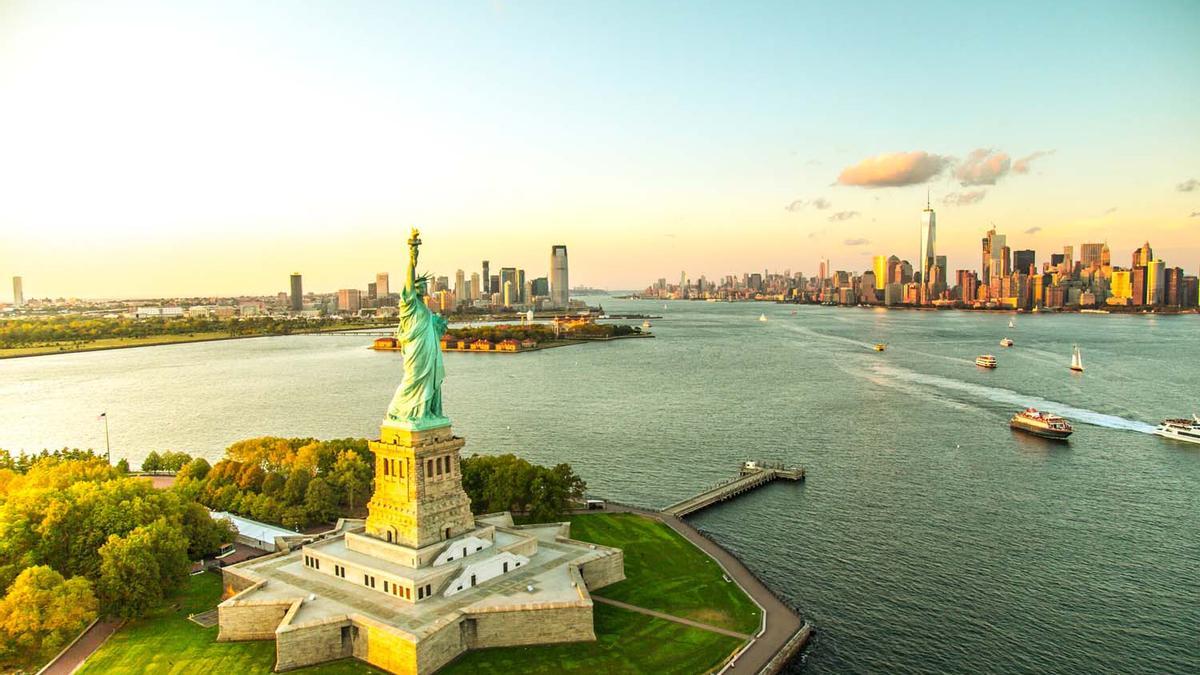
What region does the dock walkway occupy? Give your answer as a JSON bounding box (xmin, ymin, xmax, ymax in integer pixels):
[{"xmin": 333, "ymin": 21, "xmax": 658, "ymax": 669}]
[{"xmin": 663, "ymin": 462, "xmax": 804, "ymax": 518}]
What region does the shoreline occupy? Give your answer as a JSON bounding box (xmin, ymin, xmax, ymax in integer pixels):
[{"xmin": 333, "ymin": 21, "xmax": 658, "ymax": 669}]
[
  {"xmin": 633, "ymin": 297, "xmax": 1199, "ymax": 315},
  {"xmin": 0, "ymin": 324, "xmax": 383, "ymax": 361}
]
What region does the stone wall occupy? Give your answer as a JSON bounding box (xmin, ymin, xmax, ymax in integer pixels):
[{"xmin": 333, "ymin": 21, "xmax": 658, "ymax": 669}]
[
  {"xmin": 221, "ymin": 567, "xmax": 260, "ymax": 598},
  {"xmin": 578, "ymin": 549, "xmax": 626, "ymax": 591},
  {"xmin": 467, "ymin": 605, "xmax": 595, "ymax": 649},
  {"xmin": 276, "ymin": 615, "xmax": 354, "ymax": 671},
  {"xmin": 352, "ymin": 615, "xmax": 422, "ymax": 675},
  {"xmin": 217, "ymin": 599, "xmax": 293, "ymax": 641}
]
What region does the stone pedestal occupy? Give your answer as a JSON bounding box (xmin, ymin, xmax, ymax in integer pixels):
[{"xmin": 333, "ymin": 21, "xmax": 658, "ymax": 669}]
[{"xmin": 365, "ymin": 423, "xmax": 475, "ymax": 551}]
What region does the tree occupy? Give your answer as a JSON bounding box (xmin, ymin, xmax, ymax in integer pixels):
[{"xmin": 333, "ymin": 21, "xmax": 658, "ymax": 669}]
[
  {"xmin": 261, "ymin": 471, "xmax": 286, "ymax": 497},
  {"xmin": 0, "ymin": 566, "xmax": 97, "ymax": 661},
  {"xmin": 281, "ymin": 470, "xmax": 311, "ymax": 505},
  {"xmin": 115, "ymin": 458, "xmax": 130, "ymax": 474},
  {"xmin": 177, "ymin": 457, "xmax": 211, "ymax": 482},
  {"xmin": 304, "ymin": 477, "xmax": 339, "ymax": 524},
  {"xmin": 159, "ymin": 451, "xmax": 192, "ymax": 473},
  {"xmin": 331, "ymin": 450, "xmax": 372, "ymax": 512},
  {"xmin": 141, "ymin": 451, "xmax": 162, "ymax": 472},
  {"xmin": 180, "ymin": 502, "xmax": 234, "ymax": 560},
  {"xmin": 237, "ymin": 464, "xmax": 265, "ymax": 492},
  {"xmin": 98, "ymin": 518, "xmax": 190, "ymax": 617}
]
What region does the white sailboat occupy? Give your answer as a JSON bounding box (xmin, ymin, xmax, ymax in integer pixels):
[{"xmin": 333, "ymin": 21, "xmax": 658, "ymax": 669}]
[
  {"xmin": 1069, "ymin": 344, "xmax": 1084, "ymax": 372},
  {"xmin": 1008, "ymin": 318, "xmax": 1016, "ymax": 329},
  {"xmin": 758, "ymin": 313, "xmax": 767, "ymax": 322}
]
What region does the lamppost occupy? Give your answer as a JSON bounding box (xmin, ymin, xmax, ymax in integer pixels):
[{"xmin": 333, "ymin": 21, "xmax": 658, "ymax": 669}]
[{"xmin": 98, "ymin": 412, "xmax": 110, "ymax": 464}]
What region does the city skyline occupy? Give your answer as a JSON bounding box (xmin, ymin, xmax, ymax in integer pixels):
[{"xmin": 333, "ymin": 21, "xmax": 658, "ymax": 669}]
[{"xmin": 2, "ymin": 2, "xmax": 1199, "ymax": 298}]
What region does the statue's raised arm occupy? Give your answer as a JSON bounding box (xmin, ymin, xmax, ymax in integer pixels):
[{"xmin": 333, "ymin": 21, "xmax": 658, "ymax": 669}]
[{"xmin": 406, "ymin": 227, "xmax": 422, "ymax": 293}]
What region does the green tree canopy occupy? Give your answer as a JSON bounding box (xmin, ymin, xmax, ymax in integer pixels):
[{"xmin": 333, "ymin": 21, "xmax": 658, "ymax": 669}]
[{"xmin": 98, "ymin": 518, "xmax": 190, "ymax": 618}]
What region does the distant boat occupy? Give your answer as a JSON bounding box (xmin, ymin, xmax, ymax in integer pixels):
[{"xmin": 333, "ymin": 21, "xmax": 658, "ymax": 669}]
[
  {"xmin": 758, "ymin": 313, "xmax": 768, "ymax": 322},
  {"xmin": 1070, "ymin": 345, "xmax": 1084, "ymax": 372},
  {"xmin": 1008, "ymin": 318, "xmax": 1016, "ymax": 328},
  {"xmin": 976, "ymin": 355, "xmax": 997, "ymax": 368},
  {"xmin": 1000, "ymin": 337, "xmax": 1014, "ymax": 347},
  {"xmin": 1010, "ymin": 408, "xmax": 1074, "ymax": 440},
  {"xmin": 873, "ymin": 343, "xmax": 887, "ymax": 352},
  {"xmin": 642, "ymin": 320, "xmax": 652, "ymax": 329},
  {"xmin": 1154, "ymin": 415, "xmax": 1200, "ymax": 445}
]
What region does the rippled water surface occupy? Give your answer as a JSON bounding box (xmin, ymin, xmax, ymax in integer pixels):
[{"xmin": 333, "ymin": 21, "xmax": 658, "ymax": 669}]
[{"xmin": 2, "ymin": 300, "xmax": 1198, "ymax": 673}]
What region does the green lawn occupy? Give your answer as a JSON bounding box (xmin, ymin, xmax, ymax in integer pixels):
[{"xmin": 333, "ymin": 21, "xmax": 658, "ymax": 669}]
[
  {"xmin": 442, "ymin": 602, "xmax": 741, "ymax": 674},
  {"xmin": 79, "ymin": 513, "xmax": 755, "ymax": 674},
  {"xmin": 565, "ymin": 513, "xmax": 762, "ymax": 634},
  {"xmin": 78, "ymin": 572, "xmax": 384, "ymax": 675}
]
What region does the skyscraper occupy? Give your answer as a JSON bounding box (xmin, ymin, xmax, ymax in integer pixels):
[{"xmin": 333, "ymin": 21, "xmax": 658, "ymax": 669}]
[
  {"xmin": 469, "ymin": 273, "xmax": 480, "ymax": 301},
  {"xmin": 984, "ymin": 228, "xmax": 1007, "ymax": 284},
  {"xmin": 11, "ymin": 276, "xmax": 23, "ymax": 308},
  {"xmin": 517, "ymin": 269, "xmax": 526, "ymax": 304},
  {"xmin": 550, "ymin": 245, "xmax": 569, "ymax": 308},
  {"xmin": 481, "ymin": 261, "xmax": 490, "ymax": 295},
  {"xmin": 919, "ymin": 196, "xmax": 936, "ymax": 291},
  {"xmin": 1146, "ymin": 259, "xmax": 1166, "ymax": 306},
  {"xmin": 454, "ymin": 270, "xmax": 466, "ymax": 306},
  {"xmin": 500, "ymin": 267, "xmax": 518, "ymax": 307},
  {"xmin": 376, "ymin": 273, "xmax": 390, "ymax": 298},
  {"xmin": 1080, "ymin": 243, "xmax": 1104, "ymax": 268},
  {"xmin": 337, "ymin": 289, "xmax": 362, "ymax": 312},
  {"xmin": 872, "ymin": 256, "xmax": 887, "ymax": 290},
  {"xmin": 1013, "ymin": 250, "xmax": 1036, "ymax": 275},
  {"xmin": 289, "ymin": 273, "xmax": 303, "ymax": 312},
  {"xmin": 1132, "ymin": 242, "xmax": 1153, "ymax": 268}
]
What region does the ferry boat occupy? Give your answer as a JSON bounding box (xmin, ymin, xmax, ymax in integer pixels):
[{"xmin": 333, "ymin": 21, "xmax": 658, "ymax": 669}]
[
  {"xmin": 1000, "ymin": 337, "xmax": 1014, "ymax": 347},
  {"xmin": 873, "ymin": 343, "xmax": 887, "ymax": 352},
  {"xmin": 1154, "ymin": 416, "xmax": 1200, "ymax": 445},
  {"xmin": 758, "ymin": 313, "xmax": 767, "ymax": 322},
  {"xmin": 1069, "ymin": 345, "xmax": 1084, "ymax": 372},
  {"xmin": 975, "ymin": 355, "xmax": 997, "ymax": 368},
  {"xmin": 1010, "ymin": 408, "xmax": 1074, "ymax": 440}
]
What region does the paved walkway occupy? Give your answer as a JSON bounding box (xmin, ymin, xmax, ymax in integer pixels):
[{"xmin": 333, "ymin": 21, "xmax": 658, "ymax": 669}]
[
  {"xmin": 592, "ymin": 596, "xmax": 751, "ymax": 639},
  {"xmin": 39, "ymin": 618, "xmax": 122, "ymax": 675},
  {"xmin": 602, "ymin": 505, "xmax": 806, "ymax": 674}
]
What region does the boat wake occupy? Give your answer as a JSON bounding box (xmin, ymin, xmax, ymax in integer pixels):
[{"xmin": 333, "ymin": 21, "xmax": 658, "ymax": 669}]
[{"xmin": 869, "ymin": 363, "xmax": 1156, "ymax": 433}]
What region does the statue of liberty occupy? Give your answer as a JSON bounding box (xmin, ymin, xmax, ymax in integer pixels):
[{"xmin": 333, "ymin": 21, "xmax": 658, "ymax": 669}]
[{"xmin": 385, "ymin": 228, "xmax": 450, "ymax": 430}]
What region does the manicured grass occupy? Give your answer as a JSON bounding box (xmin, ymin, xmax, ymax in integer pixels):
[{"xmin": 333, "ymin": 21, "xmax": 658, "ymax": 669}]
[
  {"xmin": 0, "ymin": 332, "xmax": 238, "ymax": 358},
  {"xmin": 78, "ymin": 572, "xmax": 384, "ymax": 675},
  {"xmin": 442, "ymin": 602, "xmax": 742, "ymax": 675},
  {"xmin": 566, "ymin": 513, "xmax": 762, "ymax": 635}
]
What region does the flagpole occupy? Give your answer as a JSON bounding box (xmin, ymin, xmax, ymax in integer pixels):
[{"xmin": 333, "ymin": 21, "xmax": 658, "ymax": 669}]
[{"xmin": 104, "ymin": 415, "xmax": 111, "ymax": 464}]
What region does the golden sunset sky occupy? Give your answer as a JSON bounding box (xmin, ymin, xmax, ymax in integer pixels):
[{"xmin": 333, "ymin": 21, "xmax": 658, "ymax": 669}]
[{"xmin": 1, "ymin": 1, "xmax": 1198, "ymax": 298}]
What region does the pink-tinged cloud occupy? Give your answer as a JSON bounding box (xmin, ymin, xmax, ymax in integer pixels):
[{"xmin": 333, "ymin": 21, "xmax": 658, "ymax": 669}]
[
  {"xmin": 785, "ymin": 197, "xmax": 832, "ymax": 212},
  {"xmin": 943, "ymin": 190, "xmax": 987, "ymax": 206},
  {"xmin": 1013, "ymin": 150, "xmax": 1055, "ymax": 174},
  {"xmin": 955, "ymin": 149, "xmax": 1011, "ymax": 186},
  {"xmin": 828, "ymin": 210, "xmax": 860, "ymax": 222},
  {"xmin": 1177, "ymin": 178, "xmax": 1199, "ymax": 192},
  {"xmin": 836, "ymin": 151, "xmax": 950, "ymax": 188}
]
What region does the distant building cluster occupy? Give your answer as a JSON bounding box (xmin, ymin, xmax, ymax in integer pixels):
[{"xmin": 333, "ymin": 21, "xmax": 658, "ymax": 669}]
[{"xmin": 642, "ymin": 203, "xmax": 1199, "ymax": 311}]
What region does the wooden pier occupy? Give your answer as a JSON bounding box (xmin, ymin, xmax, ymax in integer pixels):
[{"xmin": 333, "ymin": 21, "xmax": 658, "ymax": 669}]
[{"xmin": 663, "ymin": 461, "xmax": 805, "ymax": 518}]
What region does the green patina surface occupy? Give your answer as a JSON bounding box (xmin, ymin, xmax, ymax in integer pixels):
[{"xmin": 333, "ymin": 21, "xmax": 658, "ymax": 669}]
[{"xmin": 384, "ymin": 228, "xmax": 451, "ymax": 431}]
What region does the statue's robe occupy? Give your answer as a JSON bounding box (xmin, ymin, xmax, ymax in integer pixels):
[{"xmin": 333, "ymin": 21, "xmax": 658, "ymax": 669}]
[{"xmin": 386, "ymin": 284, "xmax": 449, "ymax": 427}]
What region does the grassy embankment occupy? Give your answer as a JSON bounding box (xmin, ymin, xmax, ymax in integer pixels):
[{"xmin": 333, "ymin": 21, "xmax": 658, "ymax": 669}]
[{"xmin": 79, "ymin": 513, "xmax": 753, "ymax": 674}]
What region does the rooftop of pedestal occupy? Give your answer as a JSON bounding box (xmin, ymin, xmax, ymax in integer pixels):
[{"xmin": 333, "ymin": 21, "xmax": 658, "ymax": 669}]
[{"xmin": 224, "ymin": 516, "xmax": 617, "ymax": 638}]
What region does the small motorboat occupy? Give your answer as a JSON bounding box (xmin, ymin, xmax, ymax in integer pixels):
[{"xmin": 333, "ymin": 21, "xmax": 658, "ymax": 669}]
[
  {"xmin": 1000, "ymin": 338, "xmax": 1014, "ymax": 347},
  {"xmin": 976, "ymin": 355, "xmax": 998, "ymax": 368},
  {"xmin": 873, "ymin": 343, "xmax": 887, "ymax": 352},
  {"xmin": 642, "ymin": 320, "xmax": 652, "ymax": 329}
]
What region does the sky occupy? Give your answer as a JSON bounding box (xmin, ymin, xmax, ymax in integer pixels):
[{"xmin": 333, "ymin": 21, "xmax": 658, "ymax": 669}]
[{"xmin": 1, "ymin": 0, "xmax": 1198, "ymax": 299}]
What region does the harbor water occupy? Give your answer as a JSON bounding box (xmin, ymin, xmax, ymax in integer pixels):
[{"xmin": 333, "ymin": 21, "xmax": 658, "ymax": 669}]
[{"xmin": 2, "ymin": 300, "xmax": 1197, "ymax": 673}]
